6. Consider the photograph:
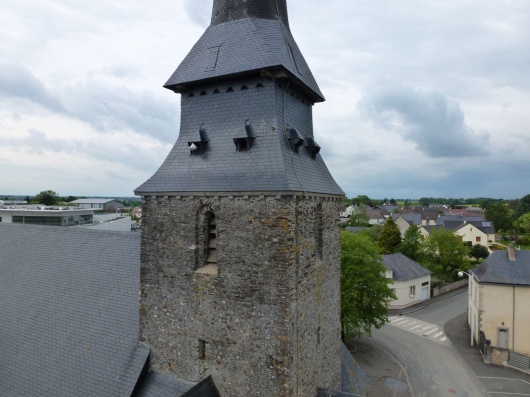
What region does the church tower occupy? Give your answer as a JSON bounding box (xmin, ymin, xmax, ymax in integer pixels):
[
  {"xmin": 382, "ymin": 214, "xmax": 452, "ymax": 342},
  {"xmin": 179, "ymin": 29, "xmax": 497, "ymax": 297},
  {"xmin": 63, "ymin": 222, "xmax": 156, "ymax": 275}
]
[{"xmin": 135, "ymin": 1, "xmax": 344, "ymax": 395}]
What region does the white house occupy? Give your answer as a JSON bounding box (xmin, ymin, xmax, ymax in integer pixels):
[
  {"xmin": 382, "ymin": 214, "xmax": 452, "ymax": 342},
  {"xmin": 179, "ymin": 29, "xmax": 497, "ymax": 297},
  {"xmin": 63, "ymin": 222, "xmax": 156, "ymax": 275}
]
[{"xmin": 382, "ymin": 253, "xmax": 432, "ymax": 309}]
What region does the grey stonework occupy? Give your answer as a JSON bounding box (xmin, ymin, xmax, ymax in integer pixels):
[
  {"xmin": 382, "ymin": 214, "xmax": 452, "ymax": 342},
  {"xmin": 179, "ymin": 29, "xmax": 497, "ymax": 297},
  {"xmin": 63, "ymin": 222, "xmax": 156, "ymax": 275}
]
[{"xmin": 140, "ymin": 193, "xmax": 342, "ymax": 396}]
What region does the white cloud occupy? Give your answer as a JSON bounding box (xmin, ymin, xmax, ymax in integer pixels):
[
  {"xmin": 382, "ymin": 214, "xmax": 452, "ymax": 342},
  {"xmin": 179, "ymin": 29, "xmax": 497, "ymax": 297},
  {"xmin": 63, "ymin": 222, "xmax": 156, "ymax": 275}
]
[{"xmin": 0, "ymin": 0, "xmax": 529, "ymax": 199}]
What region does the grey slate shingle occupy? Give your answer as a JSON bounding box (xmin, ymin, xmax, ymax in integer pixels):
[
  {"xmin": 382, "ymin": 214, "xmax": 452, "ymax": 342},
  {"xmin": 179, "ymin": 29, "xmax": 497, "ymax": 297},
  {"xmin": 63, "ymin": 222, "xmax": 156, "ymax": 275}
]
[
  {"xmin": 135, "ymin": 79, "xmax": 343, "ymax": 196},
  {"xmin": 0, "ymin": 224, "xmax": 147, "ymax": 397},
  {"xmin": 164, "ymin": 18, "xmax": 324, "ymax": 102},
  {"xmin": 472, "ymin": 249, "xmax": 530, "ymax": 286},
  {"xmin": 382, "ymin": 253, "xmax": 432, "ymax": 281}
]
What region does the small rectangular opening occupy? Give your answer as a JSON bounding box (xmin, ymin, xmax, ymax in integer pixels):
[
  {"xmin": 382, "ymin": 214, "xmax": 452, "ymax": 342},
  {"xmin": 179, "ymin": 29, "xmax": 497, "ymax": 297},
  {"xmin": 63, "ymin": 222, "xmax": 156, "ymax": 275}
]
[{"xmin": 199, "ymin": 339, "xmax": 207, "ymax": 360}]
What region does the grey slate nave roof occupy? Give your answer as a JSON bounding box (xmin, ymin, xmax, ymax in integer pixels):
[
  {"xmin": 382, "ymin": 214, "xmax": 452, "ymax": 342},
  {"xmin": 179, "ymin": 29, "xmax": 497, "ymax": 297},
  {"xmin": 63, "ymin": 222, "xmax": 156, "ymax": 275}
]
[{"xmin": 0, "ymin": 223, "xmax": 210, "ymax": 397}]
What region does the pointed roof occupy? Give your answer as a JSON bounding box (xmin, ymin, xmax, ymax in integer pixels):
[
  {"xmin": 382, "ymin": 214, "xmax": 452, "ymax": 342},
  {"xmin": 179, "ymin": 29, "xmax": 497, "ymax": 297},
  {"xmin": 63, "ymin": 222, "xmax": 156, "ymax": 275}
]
[
  {"xmin": 472, "ymin": 249, "xmax": 530, "ymax": 286},
  {"xmin": 136, "ymin": 0, "xmax": 343, "ymax": 196},
  {"xmin": 164, "ymin": 0, "xmax": 324, "ymax": 102},
  {"xmin": 382, "ymin": 253, "xmax": 432, "ymax": 281}
]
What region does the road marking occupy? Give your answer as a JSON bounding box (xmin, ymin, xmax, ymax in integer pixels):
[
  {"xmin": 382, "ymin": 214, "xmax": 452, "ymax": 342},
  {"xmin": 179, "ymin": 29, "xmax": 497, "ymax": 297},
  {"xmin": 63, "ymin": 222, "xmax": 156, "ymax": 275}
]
[
  {"xmin": 477, "ymin": 376, "xmax": 530, "ymax": 385},
  {"xmin": 386, "ymin": 316, "xmax": 449, "ymax": 345}
]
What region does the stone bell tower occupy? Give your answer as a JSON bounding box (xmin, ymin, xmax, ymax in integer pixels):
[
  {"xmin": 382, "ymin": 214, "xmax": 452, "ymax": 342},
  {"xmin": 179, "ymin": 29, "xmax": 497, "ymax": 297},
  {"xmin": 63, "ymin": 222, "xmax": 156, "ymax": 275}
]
[{"xmin": 135, "ymin": 1, "xmax": 344, "ymax": 395}]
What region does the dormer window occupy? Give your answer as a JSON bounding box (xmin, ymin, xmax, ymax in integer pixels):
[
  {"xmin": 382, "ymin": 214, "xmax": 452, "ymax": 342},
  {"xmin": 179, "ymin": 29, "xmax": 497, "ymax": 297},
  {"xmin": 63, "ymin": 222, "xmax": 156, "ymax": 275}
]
[
  {"xmin": 188, "ymin": 125, "xmax": 210, "ymax": 155},
  {"xmin": 233, "ymin": 120, "xmax": 255, "ymax": 152},
  {"xmin": 286, "ymin": 127, "xmax": 304, "ymax": 153},
  {"xmin": 304, "ymin": 137, "xmax": 321, "ymax": 159}
]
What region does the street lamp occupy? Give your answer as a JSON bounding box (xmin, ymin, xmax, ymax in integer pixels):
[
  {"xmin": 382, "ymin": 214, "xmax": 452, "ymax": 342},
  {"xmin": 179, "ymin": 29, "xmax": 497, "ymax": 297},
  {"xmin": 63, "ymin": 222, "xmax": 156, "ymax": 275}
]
[{"xmin": 458, "ymin": 270, "xmax": 476, "ymax": 346}]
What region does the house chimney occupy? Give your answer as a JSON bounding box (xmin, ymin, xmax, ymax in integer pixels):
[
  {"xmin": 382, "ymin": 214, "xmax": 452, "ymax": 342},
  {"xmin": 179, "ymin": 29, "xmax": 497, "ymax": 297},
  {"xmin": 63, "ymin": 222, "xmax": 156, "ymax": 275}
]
[{"xmin": 508, "ymin": 244, "xmax": 516, "ymax": 261}]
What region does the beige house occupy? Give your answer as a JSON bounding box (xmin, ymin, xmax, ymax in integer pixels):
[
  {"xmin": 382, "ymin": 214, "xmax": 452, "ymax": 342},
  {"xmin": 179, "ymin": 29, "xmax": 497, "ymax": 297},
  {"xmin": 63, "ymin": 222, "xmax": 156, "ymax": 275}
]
[
  {"xmin": 421, "ymin": 220, "xmax": 495, "ymax": 251},
  {"xmin": 446, "ymin": 220, "xmax": 495, "ymax": 249},
  {"xmin": 468, "ymin": 246, "xmax": 530, "ymax": 361},
  {"xmin": 382, "ymin": 253, "xmax": 432, "ymax": 309}
]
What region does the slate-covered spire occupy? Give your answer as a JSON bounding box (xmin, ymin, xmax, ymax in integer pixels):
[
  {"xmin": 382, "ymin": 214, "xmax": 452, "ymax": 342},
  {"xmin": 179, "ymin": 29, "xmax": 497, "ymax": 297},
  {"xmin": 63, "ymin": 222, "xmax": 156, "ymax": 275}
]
[
  {"xmin": 211, "ymin": 0, "xmax": 289, "ymax": 27},
  {"xmin": 135, "ymin": 0, "xmax": 344, "ymax": 197},
  {"xmin": 164, "ymin": 0, "xmax": 323, "ymax": 102}
]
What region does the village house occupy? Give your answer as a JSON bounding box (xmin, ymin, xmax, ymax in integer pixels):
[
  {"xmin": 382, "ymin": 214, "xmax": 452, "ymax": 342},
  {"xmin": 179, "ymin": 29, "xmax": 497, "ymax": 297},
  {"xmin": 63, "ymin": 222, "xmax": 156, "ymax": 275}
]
[{"xmin": 467, "ymin": 246, "xmax": 530, "ymax": 368}]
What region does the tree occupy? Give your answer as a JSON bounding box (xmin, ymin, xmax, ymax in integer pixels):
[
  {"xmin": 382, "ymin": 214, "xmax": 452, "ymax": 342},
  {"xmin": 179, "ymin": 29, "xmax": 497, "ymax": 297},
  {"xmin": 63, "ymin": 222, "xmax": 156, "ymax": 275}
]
[
  {"xmin": 378, "ymin": 217, "xmax": 401, "ymax": 254},
  {"xmin": 514, "ymin": 194, "xmax": 530, "ymax": 220},
  {"xmin": 422, "ymin": 229, "xmax": 468, "ymax": 273},
  {"xmin": 34, "ymin": 190, "xmax": 59, "ymax": 206},
  {"xmin": 485, "ymin": 202, "xmax": 513, "ymax": 232},
  {"xmin": 340, "ymin": 231, "xmax": 395, "ymax": 338},
  {"xmin": 515, "ymin": 213, "xmax": 530, "ymax": 234},
  {"xmin": 418, "ymin": 197, "xmax": 430, "ymax": 207},
  {"xmin": 399, "ymin": 225, "xmax": 422, "ymax": 260},
  {"xmin": 469, "ymin": 244, "xmax": 489, "ymax": 262}
]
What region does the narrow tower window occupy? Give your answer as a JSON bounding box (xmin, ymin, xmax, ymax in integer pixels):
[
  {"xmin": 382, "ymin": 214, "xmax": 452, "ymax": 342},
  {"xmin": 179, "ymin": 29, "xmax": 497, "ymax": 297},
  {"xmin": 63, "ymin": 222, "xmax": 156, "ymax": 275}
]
[
  {"xmin": 316, "ymin": 203, "xmax": 323, "ymax": 259},
  {"xmin": 195, "ymin": 209, "xmax": 218, "ymax": 275},
  {"xmin": 206, "ymin": 212, "xmax": 218, "ymax": 266}
]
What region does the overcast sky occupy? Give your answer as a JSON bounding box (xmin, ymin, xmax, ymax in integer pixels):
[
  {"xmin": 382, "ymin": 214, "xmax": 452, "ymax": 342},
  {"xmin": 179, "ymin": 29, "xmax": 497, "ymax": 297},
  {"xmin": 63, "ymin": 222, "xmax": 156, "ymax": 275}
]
[{"xmin": 1, "ymin": 1, "xmax": 529, "ymax": 200}]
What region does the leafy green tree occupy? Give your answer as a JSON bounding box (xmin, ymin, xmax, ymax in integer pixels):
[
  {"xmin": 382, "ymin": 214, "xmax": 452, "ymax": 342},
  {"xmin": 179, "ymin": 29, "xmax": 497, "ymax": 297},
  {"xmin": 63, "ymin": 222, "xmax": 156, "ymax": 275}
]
[
  {"xmin": 34, "ymin": 190, "xmax": 59, "ymax": 206},
  {"xmin": 378, "ymin": 217, "xmax": 401, "ymax": 254},
  {"xmin": 340, "ymin": 231, "xmax": 395, "ymax": 338},
  {"xmin": 515, "ymin": 213, "xmax": 530, "ymax": 234},
  {"xmin": 63, "ymin": 195, "xmax": 78, "ymax": 203},
  {"xmin": 418, "ymin": 197, "xmax": 430, "ymax": 206},
  {"xmin": 24, "ymin": 195, "xmax": 30, "ymax": 203},
  {"xmin": 485, "ymin": 202, "xmax": 513, "ymax": 232},
  {"xmin": 469, "ymin": 244, "xmax": 489, "ymax": 262},
  {"xmin": 399, "ymin": 225, "xmax": 422, "ymax": 260},
  {"xmin": 514, "ymin": 194, "xmax": 530, "ymax": 220},
  {"xmin": 422, "ymin": 229, "xmax": 468, "ymax": 272},
  {"xmin": 353, "ymin": 195, "xmax": 372, "ymax": 207}
]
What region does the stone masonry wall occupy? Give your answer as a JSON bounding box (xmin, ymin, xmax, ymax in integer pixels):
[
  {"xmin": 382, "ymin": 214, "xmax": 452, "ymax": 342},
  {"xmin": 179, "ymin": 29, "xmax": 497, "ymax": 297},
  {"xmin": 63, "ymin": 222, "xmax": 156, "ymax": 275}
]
[{"xmin": 140, "ymin": 193, "xmax": 341, "ymax": 396}]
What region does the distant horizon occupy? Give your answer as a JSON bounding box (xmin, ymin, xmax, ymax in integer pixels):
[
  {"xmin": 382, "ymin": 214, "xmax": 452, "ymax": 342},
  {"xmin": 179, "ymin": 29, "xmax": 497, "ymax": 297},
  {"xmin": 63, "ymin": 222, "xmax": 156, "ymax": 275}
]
[{"xmin": 1, "ymin": 193, "xmax": 526, "ymax": 203}]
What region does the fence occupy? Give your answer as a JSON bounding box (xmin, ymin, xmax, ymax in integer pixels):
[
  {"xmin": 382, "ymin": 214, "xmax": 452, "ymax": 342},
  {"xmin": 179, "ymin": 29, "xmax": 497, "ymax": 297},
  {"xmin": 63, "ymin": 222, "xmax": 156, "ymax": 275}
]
[{"xmin": 431, "ymin": 279, "xmax": 468, "ymax": 298}]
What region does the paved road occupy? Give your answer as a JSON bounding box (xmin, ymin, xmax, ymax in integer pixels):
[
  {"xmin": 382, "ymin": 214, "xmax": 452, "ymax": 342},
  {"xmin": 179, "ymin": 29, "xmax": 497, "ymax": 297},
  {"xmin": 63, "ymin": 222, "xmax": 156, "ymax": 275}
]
[
  {"xmin": 405, "ymin": 290, "xmax": 467, "ymax": 326},
  {"xmin": 353, "ymin": 290, "xmax": 530, "ymax": 396},
  {"xmin": 352, "ymin": 291, "xmax": 484, "ymax": 396},
  {"xmin": 369, "ymin": 324, "xmax": 487, "ymax": 397}
]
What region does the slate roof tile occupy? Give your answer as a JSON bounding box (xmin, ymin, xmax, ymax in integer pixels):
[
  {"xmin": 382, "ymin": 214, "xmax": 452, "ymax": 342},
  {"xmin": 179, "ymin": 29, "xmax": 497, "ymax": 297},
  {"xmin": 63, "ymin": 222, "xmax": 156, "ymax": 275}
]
[
  {"xmin": 472, "ymin": 249, "xmax": 530, "ymax": 285},
  {"xmin": 382, "ymin": 253, "xmax": 432, "ymax": 281},
  {"xmin": 0, "ymin": 224, "xmax": 147, "ymax": 396}
]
